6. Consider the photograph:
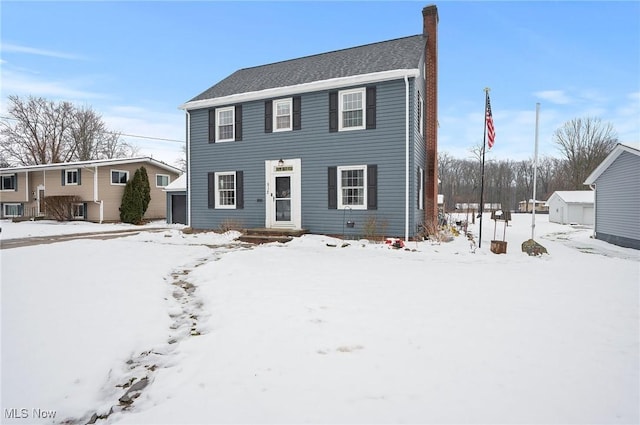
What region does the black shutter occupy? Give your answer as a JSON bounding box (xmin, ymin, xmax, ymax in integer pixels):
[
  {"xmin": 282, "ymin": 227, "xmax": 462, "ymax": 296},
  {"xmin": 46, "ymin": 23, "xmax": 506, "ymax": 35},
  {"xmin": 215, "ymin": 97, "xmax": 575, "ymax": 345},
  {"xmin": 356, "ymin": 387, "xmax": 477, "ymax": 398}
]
[
  {"xmin": 366, "ymin": 86, "xmax": 377, "ymax": 129},
  {"xmin": 367, "ymin": 164, "xmax": 377, "ymax": 210},
  {"xmin": 328, "ymin": 166, "xmax": 337, "ymax": 209},
  {"xmin": 13, "ymin": 173, "xmax": 18, "ymax": 192},
  {"xmin": 293, "ymin": 96, "xmax": 301, "ymax": 130},
  {"xmin": 265, "ymin": 101, "xmax": 273, "ymax": 133},
  {"xmin": 78, "ymin": 169, "xmax": 82, "ymax": 185},
  {"xmin": 208, "ymin": 109, "xmax": 216, "ymax": 143},
  {"xmin": 236, "ymin": 171, "xmax": 244, "ymax": 209},
  {"xmin": 208, "ymin": 172, "xmax": 215, "ymax": 208},
  {"xmin": 329, "ymin": 92, "xmax": 338, "ymax": 133},
  {"xmin": 61, "ymin": 170, "xmax": 66, "ymax": 186},
  {"xmin": 235, "ymin": 105, "xmax": 242, "ymax": 141},
  {"xmin": 83, "ymin": 202, "xmax": 88, "ymax": 219}
]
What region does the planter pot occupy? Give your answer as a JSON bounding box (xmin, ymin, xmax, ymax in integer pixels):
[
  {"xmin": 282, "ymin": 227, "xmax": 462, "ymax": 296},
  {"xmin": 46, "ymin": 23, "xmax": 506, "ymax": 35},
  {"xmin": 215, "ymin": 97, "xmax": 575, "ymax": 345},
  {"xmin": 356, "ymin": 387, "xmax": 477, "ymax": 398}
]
[{"xmin": 490, "ymin": 240, "xmax": 507, "ymax": 254}]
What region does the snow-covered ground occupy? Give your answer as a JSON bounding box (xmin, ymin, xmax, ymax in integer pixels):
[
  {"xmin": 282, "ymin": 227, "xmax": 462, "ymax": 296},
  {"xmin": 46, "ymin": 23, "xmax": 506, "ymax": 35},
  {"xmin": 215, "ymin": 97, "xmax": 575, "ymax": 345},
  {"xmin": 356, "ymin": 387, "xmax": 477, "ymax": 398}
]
[{"xmin": 1, "ymin": 214, "xmax": 638, "ymax": 424}]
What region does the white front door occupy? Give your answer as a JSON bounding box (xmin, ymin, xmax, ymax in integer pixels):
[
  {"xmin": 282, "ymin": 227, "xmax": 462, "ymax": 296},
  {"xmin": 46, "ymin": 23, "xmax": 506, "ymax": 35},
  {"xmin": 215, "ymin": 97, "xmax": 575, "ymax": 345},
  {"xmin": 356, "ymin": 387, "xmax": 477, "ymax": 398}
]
[
  {"xmin": 36, "ymin": 185, "xmax": 45, "ymax": 216},
  {"xmin": 265, "ymin": 159, "xmax": 301, "ymax": 229}
]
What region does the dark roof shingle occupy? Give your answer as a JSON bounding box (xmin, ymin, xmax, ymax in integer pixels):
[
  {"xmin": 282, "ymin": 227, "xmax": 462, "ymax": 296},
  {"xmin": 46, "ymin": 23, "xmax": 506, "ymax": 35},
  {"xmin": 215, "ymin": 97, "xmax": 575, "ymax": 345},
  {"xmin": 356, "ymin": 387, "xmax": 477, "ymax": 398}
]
[{"xmin": 189, "ymin": 34, "xmax": 425, "ymax": 102}]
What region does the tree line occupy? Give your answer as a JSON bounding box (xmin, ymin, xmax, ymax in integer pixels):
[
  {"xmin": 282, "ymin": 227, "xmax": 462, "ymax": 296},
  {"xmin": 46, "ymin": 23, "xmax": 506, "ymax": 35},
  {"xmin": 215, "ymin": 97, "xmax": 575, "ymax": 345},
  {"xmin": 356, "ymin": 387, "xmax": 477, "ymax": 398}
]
[
  {"xmin": 438, "ymin": 117, "xmax": 619, "ymax": 212},
  {"xmin": 0, "ymin": 95, "xmax": 137, "ymax": 167}
]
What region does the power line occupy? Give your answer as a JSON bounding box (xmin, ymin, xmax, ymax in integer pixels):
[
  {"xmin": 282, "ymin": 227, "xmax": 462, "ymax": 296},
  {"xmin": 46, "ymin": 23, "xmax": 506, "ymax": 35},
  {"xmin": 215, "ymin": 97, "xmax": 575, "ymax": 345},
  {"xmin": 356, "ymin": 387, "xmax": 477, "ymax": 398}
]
[{"xmin": 0, "ymin": 115, "xmax": 185, "ymax": 144}]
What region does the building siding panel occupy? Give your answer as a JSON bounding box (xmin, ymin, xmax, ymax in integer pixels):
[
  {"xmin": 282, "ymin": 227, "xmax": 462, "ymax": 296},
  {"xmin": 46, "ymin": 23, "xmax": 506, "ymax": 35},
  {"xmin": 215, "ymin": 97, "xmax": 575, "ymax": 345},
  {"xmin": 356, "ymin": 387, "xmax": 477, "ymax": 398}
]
[
  {"xmin": 594, "ymin": 151, "xmax": 640, "ymax": 248},
  {"xmin": 189, "ymin": 78, "xmax": 422, "ymax": 237}
]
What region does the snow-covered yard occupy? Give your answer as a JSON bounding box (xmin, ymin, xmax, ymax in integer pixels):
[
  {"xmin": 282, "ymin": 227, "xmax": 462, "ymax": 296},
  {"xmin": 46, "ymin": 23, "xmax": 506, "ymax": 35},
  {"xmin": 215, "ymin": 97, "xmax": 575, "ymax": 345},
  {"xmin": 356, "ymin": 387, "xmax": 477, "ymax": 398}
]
[{"xmin": 1, "ymin": 214, "xmax": 638, "ymax": 424}]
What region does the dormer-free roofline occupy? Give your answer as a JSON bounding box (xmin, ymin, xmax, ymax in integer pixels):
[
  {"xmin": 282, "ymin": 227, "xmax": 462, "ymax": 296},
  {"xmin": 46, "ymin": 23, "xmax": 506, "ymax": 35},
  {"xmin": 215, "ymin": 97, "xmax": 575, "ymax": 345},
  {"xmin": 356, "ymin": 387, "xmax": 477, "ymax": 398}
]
[
  {"xmin": 0, "ymin": 156, "xmax": 182, "ymax": 174},
  {"xmin": 180, "ymin": 68, "xmax": 421, "ymax": 111}
]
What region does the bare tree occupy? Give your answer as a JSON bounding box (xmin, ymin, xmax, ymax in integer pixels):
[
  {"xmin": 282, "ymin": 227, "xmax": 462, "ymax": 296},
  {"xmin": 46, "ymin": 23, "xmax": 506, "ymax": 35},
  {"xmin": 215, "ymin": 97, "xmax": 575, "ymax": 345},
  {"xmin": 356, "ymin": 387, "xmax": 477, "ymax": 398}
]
[
  {"xmin": 554, "ymin": 117, "xmax": 618, "ymax": 189},
  {"xmin": 0, "ymin": 95, "xmax": 137, "ymax": 166},
  {"xmin": 0, "ymin": 96, "xmax": 75, "ymax": 165}
]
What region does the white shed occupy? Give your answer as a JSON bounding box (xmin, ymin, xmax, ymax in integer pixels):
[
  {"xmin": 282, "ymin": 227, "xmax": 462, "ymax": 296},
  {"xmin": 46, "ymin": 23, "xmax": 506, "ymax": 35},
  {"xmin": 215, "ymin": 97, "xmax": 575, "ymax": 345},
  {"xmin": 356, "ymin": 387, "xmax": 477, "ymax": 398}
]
[{"xmin": 546, "ymin": 191, "xmax": 594, "ymax": 225}]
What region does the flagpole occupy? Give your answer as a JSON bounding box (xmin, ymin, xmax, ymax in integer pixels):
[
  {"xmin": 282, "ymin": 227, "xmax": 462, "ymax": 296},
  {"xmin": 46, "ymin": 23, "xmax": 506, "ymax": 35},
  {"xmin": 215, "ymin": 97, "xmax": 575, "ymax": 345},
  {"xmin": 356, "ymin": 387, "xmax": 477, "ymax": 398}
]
[
  {"xmin": 531, "ymin": 102, "xmax": 540, "ymax": 240},
  {"xmin": 479, "ymin": 87, "xmax": 490, "ymax": 248}
]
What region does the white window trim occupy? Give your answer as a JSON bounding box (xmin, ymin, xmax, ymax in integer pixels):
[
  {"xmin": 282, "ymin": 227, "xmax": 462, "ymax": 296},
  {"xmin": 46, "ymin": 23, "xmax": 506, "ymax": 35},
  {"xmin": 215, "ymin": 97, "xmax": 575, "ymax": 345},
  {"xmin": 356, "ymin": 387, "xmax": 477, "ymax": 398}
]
[
  {"xmin": 110, "ymin": 169, "xmax": 129, "ymax": 186},
  {"xmin": 66, "ymin": 169, "xmax": 79, "ymax": 185},
  {"xmin": 418, "ymin": 92, "xmax": 424, "ymax": 136},
  {"xmin": 3, "ymin": 203, "xmax": 21, "ymax": 217},
  {"xmin": 156, "ymin": 174, "xmax": 170, "ymax": 188},
  {"xmin": 1, "ymin": 174, "xmax": 16, "ymax": 191},
  {"xmin": 273, "ymin": 98, "xmax": 293, "ymax": 132},
  {"xmin": 337, "ymin": 165, "xmax": 367, "ymax": 210},
  {"xmin": 216, "ymin": 106, "xmax": 235, "ymax": 142},
  {"xmin": 72, "ymin": 203, "xmax": 85, "ymax": 219},
  {"xmin": 338, "ymin": 87, "xmax": 366, "ymax": 132},
  {"xmin": 214, "ymin": 171, "xmax": 236, "ymax": 209},
  {"xmin": 418, "ymin": 167, "xmax": 424, "ymax": 210}
]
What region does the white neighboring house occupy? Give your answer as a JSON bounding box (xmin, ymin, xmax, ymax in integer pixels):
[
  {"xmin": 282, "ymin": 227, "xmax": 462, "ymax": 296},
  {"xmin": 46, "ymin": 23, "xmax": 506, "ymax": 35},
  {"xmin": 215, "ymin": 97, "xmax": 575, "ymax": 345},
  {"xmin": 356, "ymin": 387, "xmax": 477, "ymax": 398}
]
[
  {"xmin": 584, "ymin": 143, "xmax": 640, "ymax": 250},
  {"xmin": 546, "ymin": 191, "xmax": 594, "ymax": 225}
]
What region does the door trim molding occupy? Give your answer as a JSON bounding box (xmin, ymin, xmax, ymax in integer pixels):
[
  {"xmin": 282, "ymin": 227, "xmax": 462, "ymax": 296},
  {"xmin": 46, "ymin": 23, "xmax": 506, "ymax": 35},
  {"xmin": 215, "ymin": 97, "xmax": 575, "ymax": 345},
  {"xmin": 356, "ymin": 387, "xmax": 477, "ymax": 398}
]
[{"xmin": 265, "ymin": 158, "xmax": 301, "ymax": 229}]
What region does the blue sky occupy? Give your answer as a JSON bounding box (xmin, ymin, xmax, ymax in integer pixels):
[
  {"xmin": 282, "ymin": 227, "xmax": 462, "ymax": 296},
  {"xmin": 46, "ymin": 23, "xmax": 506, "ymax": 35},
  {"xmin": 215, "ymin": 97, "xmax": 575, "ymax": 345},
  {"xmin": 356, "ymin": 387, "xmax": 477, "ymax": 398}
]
[{"xmin": 1, "ymin": 1, "xmax": 639, "ymax": 167}]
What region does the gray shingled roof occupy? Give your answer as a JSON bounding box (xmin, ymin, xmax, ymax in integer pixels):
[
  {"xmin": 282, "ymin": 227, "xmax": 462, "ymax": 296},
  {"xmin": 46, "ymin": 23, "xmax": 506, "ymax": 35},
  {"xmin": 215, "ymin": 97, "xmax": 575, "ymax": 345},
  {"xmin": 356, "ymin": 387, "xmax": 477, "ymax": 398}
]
[{"xmin": 189, "ymin": 34, "xmax": 425, "ymax": 102}]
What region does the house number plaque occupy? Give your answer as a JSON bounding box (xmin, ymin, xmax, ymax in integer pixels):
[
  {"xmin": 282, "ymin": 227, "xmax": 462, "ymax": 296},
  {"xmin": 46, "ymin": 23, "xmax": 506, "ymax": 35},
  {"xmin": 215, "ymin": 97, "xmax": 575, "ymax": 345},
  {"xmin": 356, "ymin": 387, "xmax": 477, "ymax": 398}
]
[{"xmin": 275, "ymin": 166, "xmax": 293, "ymax": 172}]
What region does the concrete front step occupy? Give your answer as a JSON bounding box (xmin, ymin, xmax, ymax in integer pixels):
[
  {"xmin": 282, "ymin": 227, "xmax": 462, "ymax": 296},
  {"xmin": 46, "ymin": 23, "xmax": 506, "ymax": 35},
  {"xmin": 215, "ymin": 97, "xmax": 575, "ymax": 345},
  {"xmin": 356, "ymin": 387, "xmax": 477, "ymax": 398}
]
[{"xmin": 238, "ymin": 228, "xmax": 308, "ymax": 244}]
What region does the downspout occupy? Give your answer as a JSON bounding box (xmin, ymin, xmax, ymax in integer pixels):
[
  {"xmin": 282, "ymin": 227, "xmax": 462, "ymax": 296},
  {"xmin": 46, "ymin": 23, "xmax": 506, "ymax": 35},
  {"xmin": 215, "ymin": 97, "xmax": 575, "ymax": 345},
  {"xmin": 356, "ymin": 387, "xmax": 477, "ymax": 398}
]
[
  {"xmin": 84, "ymin": 165, "xmax": 103, "ymax": 223},
  {"xmin": 589, "ymin": 183, "xmax": 596, "ymax": 238},
  {"xmin": 404, "ymin": 74, "xmax": 410, "ymax": 242},
  {"xmin": 186, "ymin": 110, "xmax": 191, "ymax": 228}
]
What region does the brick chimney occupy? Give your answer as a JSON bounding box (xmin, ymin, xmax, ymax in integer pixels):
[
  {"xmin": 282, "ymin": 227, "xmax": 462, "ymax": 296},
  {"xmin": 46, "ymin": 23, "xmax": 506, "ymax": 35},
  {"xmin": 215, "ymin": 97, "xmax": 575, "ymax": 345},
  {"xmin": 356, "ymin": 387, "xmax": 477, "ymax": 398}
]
[{"xmin": 422, "ymin": 5, "xmax": 439, "ymax": 228}]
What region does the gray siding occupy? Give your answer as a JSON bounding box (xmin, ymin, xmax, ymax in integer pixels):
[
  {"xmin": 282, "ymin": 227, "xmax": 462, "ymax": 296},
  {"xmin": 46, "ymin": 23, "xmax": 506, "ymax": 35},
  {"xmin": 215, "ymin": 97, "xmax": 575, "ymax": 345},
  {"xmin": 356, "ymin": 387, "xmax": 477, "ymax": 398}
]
[
  {"xmin": 593, "ymin": 151, "xmax": 640, "ymax": 249},
  {"xmin": 190, "ymin": 78, "xmax": 425, "ymax": 237}
]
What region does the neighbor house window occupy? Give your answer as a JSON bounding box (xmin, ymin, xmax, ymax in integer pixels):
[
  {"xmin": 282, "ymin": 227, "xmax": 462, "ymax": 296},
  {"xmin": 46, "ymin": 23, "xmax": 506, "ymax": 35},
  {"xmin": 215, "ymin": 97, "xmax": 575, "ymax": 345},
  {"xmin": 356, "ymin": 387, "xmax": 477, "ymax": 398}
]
[
  {"xmin": 156, "ymin": 174, "xmax": 170, "ymax": 187},
  {"xmin": 215, "ymin": 172, "xmax": 236, "ymax": 209},
  {"xmin": 66, "ymin": 169, "xmax": 79, "ymax": 185},
  {"xmin": 111, "ymin": 170, "xmax": 129, "ymax": 185},
  {"xmin": 3, "ymin": 203, "xmax": 22, "ymax": 217},
  {"xmin": 1, "ymin": 174, "xmax": 16, "ymax": 191},
  {"xmin": 273, "ymin": 98, "xmax": 292, "ymax": 132},
  {"xmin": 338, "ymin": 165, "xmax": 367, "ymax": 210},
  {"xmin": 339, "ymin": 88, "xmax": 365, "ymax": 131},
  {"xmin": 217, "ymin": 107, "xmax": 235, "ymax": 142},
  {"xmin": 72, "ymin": 203, "xmax": 85, "ymax": 219}
]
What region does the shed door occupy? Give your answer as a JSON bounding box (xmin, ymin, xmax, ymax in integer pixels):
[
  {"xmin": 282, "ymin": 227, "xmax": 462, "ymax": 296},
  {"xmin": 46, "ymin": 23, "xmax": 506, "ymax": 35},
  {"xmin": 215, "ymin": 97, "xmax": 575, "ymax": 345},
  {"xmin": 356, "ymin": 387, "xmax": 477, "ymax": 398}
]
[{"xmin": 171, "ymin": 194, "xmax": 186, "ymax": 224}]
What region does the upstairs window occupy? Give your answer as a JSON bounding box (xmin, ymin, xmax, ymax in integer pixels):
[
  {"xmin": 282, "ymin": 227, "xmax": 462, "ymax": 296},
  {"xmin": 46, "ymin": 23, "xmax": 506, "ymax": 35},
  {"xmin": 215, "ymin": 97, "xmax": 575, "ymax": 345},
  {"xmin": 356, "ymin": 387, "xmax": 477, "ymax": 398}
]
[
  {"xmin": 66, "ymin": 169, "xmax": 79, "ymax": 185},
  {"xmin": 330, "ymin": 87, "xmax": 375, "ymax": 132},
  {"xmin": 217, "ymin": 107, "xmax": 235, "ymax": 142},
  {"xmin": 339, "ymin": 88, "xmax": 365, "ymax": 131},
  {"xmin": 111, "ymin": 170, "xmax": 129, "ymax": 185},
  {"xmin": 1, "ymin": 174, "xmax": 16, "ymax": 191},
  {"xmin": 274, "ymin": 98, "xmax": 292, "ymax": 132},
  {"xmin": 156, "ymin": 174, "xmax": 170, "ymax": 187}
]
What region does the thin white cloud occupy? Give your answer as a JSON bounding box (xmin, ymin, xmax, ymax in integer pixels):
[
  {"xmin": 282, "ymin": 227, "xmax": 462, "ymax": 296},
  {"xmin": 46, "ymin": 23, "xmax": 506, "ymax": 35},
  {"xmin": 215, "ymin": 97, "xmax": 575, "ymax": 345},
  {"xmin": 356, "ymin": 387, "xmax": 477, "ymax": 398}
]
[
  {"xmin": 0, "ymin": 69, "xmax": 107, "ymax": 103},
  {"xmin": 0, "ymin": 42, "xmax": 85, "ymax": 60},
  {"xmin": 535, "ymin": 90, "xmax": 572, "ymax": 105}
]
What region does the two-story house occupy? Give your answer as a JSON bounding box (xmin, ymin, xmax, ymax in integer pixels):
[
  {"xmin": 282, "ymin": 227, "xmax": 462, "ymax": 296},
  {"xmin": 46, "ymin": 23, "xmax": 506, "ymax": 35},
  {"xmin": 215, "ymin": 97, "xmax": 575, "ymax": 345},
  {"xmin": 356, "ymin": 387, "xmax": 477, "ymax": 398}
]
[
  {"xmin": 180, "ymin": 5, "xmax": 439, "ymax": 240},
  {"xmin": 0, "ymin": 157, "xmax": 181, "ymax": 222}
]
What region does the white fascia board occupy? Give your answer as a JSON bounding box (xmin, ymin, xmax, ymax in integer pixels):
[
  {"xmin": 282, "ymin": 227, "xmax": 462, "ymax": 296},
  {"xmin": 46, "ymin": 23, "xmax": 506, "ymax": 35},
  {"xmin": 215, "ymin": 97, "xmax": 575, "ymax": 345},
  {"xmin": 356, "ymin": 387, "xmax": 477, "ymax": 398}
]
[
  {"xmin": 584, "ymin": 144, "xmax": 640, "ymax": 185},
  {"xmin": 0, "ymin": 156, "xmax": 181, "ymax": 174},
  {"xmin": 180, "ymin": 68, "xmax": 420, "ymax": 111}
]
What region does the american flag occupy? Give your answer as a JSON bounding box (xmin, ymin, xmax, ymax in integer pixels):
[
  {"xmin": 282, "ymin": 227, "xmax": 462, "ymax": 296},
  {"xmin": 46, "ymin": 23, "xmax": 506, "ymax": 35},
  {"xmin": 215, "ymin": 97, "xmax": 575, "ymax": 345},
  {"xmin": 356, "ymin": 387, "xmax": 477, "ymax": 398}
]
[{"xmin": 486, "ymin": 94, "xmax": 495, "ymax": 149}]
